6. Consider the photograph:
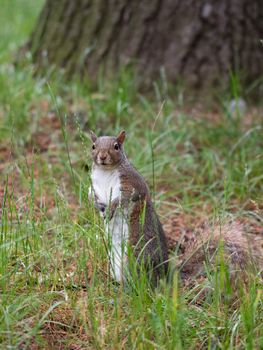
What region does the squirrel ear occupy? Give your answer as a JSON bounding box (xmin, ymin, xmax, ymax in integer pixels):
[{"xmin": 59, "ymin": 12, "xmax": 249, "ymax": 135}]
[
  {"xmin": 116, "ymin": 130, "xmax": 126, "ymax": 144},
  {"xmin": 89, "ymin": 130, "xmax": 97, "ymax": 143}
]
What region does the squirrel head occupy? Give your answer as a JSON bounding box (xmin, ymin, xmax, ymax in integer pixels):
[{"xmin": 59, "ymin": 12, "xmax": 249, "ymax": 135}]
[{"xmin": 89, "ymin": 130, "xmax": 126, "ymax": 169}]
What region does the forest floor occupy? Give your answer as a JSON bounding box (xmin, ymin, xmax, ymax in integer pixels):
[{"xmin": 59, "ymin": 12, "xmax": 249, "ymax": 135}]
[{"xmin": 0, "ymin": 1, "xmax": 263, "ymax": 349}]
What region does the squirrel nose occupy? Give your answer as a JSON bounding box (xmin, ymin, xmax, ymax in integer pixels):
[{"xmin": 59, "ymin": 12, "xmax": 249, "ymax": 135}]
[{"xmin": 99, "ymin": 154, "xmax": 107, "ymax": 161}]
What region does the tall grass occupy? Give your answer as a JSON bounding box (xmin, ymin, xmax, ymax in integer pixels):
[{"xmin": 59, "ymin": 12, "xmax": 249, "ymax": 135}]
[{"xmin": 0, "ymin": 1, "xmax": 262, "ymax": 349}]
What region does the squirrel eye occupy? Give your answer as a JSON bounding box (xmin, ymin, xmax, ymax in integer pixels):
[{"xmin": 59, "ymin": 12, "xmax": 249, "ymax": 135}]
[
  {"xmin": 92, "ymin": 144, "xmax": 96, "ymax": 150},
  {"xmin": 114, "ymin": 143, "xmax": 119, "ymax": 150}
]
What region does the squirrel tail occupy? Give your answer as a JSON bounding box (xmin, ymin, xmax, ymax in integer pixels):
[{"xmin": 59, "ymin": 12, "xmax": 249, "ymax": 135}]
[{"xmin": 177, "ymin": 221, "xmax": 263, "ymax": 282}]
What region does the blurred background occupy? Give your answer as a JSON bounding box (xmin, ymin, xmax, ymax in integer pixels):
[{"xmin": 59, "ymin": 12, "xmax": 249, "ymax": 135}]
[
  {"xmin": 29, "ymin": 0, "xmax": 263, "ymax": 97},
  {"xmin": 2, "ymin": 0, "xmax": 263, "ymax": 100}
]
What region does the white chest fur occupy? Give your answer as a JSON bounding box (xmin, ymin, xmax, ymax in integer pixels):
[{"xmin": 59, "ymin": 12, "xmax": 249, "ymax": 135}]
[
  {"xmin": 90, "ymin": 165, "xmax": 128, "ymax": 282},
  {"xmin": 91, "ymin": 165, "xmax": 121, "ymax": 205}
]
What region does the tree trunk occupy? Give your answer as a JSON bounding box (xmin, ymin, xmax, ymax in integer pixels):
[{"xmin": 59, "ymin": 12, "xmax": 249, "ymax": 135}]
[{"xmin": 29, "ymin": 0, "xmax": 263, "ymax": 92}]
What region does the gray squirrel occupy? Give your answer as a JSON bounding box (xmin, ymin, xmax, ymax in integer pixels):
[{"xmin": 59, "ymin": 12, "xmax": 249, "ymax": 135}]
[
  {"xmin": 88, "ymin": 130, "xmax": 168, "ymax": 285},
  {"xmin": 88, "ymin": 130, "xmax": 263, "ymax": 286}
]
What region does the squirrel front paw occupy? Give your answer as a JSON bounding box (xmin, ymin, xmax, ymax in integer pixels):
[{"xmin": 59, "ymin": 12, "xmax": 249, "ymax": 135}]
[
  {"xmin": 94, "ymin": 201, "xmax": 116, "ymax": 221},
  {"xmin": 94, "ymin": 201, "xmax": 107, "ymax": 215}
]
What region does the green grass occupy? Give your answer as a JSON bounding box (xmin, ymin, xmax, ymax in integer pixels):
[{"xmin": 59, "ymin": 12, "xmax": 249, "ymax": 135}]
[{"xmin": 0, "ymin": 1, "xmax": 263, "ymax": 349}]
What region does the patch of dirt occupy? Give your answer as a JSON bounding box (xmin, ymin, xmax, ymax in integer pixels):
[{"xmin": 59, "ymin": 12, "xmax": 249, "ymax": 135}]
[
  {"xmin": 38, "ymin": 293, "xmax": 94, "ymax": 350},
  {"xmin": 26, "ymin": 112, "xmax": 61, "ymax": 154},
  {"xmin": 164, "ymin": 213, "xmax": 263, "ymax": 251},
  {"xmin": 184, "ymin": 105, "xmax": 263, "ymax": 127},
  {"xmin": 0, "ymin": 107, "xmax": 79, "ymax": 220}
]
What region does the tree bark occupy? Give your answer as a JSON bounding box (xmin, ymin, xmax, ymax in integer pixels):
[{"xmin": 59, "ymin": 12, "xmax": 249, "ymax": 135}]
[{"xmin": 29, "ymin": 0, "xmax": 263, "ymax": 92}]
